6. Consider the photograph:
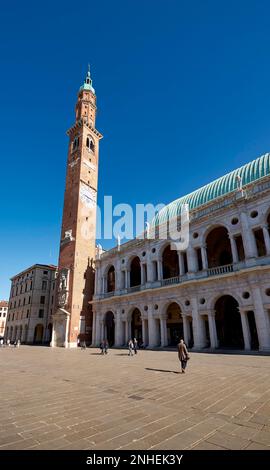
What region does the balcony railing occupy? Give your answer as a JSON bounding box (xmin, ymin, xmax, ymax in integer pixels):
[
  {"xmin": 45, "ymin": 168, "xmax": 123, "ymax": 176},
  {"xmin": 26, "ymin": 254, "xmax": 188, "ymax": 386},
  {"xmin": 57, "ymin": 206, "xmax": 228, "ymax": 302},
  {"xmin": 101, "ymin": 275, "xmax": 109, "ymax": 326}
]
[
  {"xmin": 94, "ymin": 257, "xmax": 270, "ymax": 300},
  {"xmin": 161, "ymin": 276, "xmax": 181, "ymax": 286},
  {"xmin": 127, "ymin": 285, "xmax": 141, "ymax": 293},
  {"xmin": 207, "ymin": 264, "xmax": 234, "ymax": 276},
  {"xmin": 103, "ymin": 291, "xmax": 115, "ymax": 298}
]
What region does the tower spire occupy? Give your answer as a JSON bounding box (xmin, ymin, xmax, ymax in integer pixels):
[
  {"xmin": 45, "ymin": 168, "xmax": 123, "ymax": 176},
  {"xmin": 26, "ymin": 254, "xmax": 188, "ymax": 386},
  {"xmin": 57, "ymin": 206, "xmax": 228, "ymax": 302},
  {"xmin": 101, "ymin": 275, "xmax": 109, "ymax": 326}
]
[{"xmin": 80, "ymin": 64, "xmax": 95, "ymax": 94}]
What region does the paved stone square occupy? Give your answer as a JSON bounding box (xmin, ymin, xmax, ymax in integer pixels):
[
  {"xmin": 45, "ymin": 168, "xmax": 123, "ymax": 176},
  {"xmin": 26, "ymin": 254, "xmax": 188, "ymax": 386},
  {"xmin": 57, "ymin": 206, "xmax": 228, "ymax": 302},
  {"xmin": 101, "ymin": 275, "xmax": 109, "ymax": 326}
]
[{"xmin": 0, "ymin": 346, "xmax": 270, "ymax": 450}]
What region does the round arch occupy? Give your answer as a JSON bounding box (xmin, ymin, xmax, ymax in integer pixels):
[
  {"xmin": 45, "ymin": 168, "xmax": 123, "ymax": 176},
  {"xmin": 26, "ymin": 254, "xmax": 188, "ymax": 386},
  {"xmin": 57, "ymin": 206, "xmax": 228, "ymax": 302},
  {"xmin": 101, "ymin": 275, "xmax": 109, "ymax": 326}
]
[
  {"xmin": 214, "ymin": 295, "xmax": 244, "ymax": 349},
  {"xmin": 165, "ymin": 302, "xmax": 183, "ymax": 346},
  {"xmin": 131, "ymin": 308, "xmax": 142, "ymax": 343},
  {"xmin": 34, "ymin": 324, "xmax": 44, "ymax": 344},
  {"xmin": 267, "ymin": 211, "xmax": 270, "ymax": 234},
  {"xmin": 107, "ymin": 265, "xmax": 115, "ymax": 292},
  {"xmin": 206, "ymin": 225, "xmax": 233, "ymax": 268},
  {"xmin": 129, "ymin": 256, "xmax": 141, "ymax": 287},
  {"xmin": 105, "ymin": 311, "xmax": 115, "ymax": 347},
  {"xmin": 162, "ymin": 244, "xmax": 179, "ymax": 279}
]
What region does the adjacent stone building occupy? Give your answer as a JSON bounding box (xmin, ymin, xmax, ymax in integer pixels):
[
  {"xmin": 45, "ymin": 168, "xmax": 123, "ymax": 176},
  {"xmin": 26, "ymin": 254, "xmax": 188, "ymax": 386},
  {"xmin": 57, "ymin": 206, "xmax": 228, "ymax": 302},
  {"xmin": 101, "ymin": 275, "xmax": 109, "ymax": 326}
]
[
  {"xmin": 0, "ymin": 301, "xmax": 8, "ymax": 338},
  {"xmin": 91, "ymin": 153, "xmax": 270, "ymax": 352},
  {"xmin": 5, "ymin": 264, "xmax": 57, "ymax": 344}
]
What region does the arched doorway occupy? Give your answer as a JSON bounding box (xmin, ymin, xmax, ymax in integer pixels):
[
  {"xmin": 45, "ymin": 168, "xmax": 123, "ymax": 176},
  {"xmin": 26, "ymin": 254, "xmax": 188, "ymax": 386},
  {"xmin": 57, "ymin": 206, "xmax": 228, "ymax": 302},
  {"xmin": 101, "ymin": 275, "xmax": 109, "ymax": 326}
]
[
  {"xmin": 34, "ymin": 324, "xmax": 44, "ymax": 344},
  {"xmin": 47, "ymin": 323, "xmax": 53, "ymax": 343},
  {"xmin": 206, "ymin": 226, "xmax": 233, "ymax": 268},
  {"xmin": 130, "ymin": 257, "xmax": 141, "ymax": 287},
  {"xmin": 105, "ymin": 311, "xmax": 115, "ymax": 346},
  {"xmin": 162, "ymin": 245, "xmax": 179, "ymax": 279},
  {"xmin": 215, "ymin": 295, "xmax": 244, "ymax": 349},
  {"xmin": 166, "ymin": 302, "xmax": 183, "ymax": 346},
  {"xmin": 131, "ymin": 308, "xmax": 142, "ymax": 343},
  {"xmin": 107, "ymin": 266, "xmax": 115, "ymax": 292}
]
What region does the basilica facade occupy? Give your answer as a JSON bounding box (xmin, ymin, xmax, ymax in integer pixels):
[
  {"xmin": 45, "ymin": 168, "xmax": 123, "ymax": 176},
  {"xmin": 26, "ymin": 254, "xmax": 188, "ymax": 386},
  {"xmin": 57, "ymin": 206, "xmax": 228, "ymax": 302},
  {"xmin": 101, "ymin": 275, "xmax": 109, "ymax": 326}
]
[{"xmin": 91, "ymin": 153, "xmax": 270, "ymax": 352}]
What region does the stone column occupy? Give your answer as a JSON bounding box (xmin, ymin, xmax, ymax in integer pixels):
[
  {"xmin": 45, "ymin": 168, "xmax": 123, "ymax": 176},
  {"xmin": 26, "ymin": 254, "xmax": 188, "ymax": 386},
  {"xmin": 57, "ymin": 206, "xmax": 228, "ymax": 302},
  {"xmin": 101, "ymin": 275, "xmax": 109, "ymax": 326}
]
[
  {"xmin": 125, "ymin": 270, "xmax": 130, "ymax": 289},
  {"xmin": 100, "ymin": 320, "xmax": 105, "ymax": 342},
  {"xmin": 240, "ymin": 212, "xmax": 257, "ymax": 258},
  {"xmin": 94, "ymin": 267, "xmax": 99, "ymax": 294},
  {"xmin": 64, "ymin": 315, "xmax": 70, "ymax": 348},
  {"xmin": 141, "ymin": 264, "xmax": 145, "ymax": 285},
  {"xmin": 187, "ymin": 246, "xmax": 198, "ymax": 273},
  {"xmin": 125, "ymin": 320, "xmax": 129, "ymax": 344},
  {"xmin": 114, "ymin": 312, "xmax": 122, "ymax": 347},
  {"xmin": 142, "ymin": 319, "xmax": 146, "ymax": 344},
  {"xmin": 147, "ymin": 261, "xmax": 154, "ymax": 282},
  {"xmin": 144, "ymin": 319, "xmax": 149, "ymax": 345},
  {"xmin": 252, "ymin": 286, "xmax": 270, "ymax": 351},
  {"xmin": 157, "ymin": 260, "xmax": 163, "ymax": 280},
  {"xmin": 191, "ymin": 297, "xmax": 207, "ymax": 349},
  {"xmin": 160, "ymin": 317, "xmax": 168, "ymax": 347},
  {"xmin": 148, "ymin": 307, "xmax": 159, "ymax": 347},
  {"xmin": 183, "ymin": 315, "xmax": 191, "ymax": 345},
  {"xmin": 262, "ymin": 225, "xmax": 270, "ymax": 255},
  {"xmin": 239, "ymin": 310, "xmax": 251, "ymax": 350},
  {"xmin": 208, "ymin": 312, "xmax": 218, "ymax": 349},
  {"xmin": 91, "ymin": 311, "xmax": 96, "ymax": 346},
  {"xmin": 201, "ymin": 245, "xmax": 208, "ymax": 270},
  {"xmin": 95, "ymin": 315, "xmax": 101, "ymax": 345},
  {"xmin": 178, "ymin": 252, "xmax": 185, "ymax": 276},
  {"xmin": 229, "ymin": 235, "xmax": 238, "ymax": 263}
]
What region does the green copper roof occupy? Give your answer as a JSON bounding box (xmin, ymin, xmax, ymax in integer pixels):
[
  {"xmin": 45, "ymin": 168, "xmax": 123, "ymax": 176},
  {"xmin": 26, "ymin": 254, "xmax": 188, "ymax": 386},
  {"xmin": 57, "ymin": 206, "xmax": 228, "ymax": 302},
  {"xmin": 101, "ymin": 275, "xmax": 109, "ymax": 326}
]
[
  {"xmin": 153, "ymin": 152, "xmax": 270, "ymax": 227},
  {"xmin": 79, "ymin": 66, "xmax": 95, "ymax": 94}
]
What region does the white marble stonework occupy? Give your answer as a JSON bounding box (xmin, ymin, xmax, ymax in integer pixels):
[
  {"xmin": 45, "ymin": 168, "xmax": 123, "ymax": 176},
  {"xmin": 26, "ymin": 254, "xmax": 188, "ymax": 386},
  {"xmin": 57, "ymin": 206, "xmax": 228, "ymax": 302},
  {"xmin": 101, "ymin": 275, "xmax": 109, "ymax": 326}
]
[{"xmin": 91, "ymin": 172, "xmax": 270, "ymax": 352}]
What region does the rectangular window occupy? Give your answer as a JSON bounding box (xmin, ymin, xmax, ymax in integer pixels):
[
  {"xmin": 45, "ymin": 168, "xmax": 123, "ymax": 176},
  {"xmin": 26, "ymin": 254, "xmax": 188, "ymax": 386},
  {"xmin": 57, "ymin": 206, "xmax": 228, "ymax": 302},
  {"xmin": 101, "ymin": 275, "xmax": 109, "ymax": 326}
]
[
  {"xmin": 18, "ymin": 299, "xmax": 21, "ymax": 307},
  {"xmin": 42, "ymin": 280, "xmax": 47, "ymax": 290},
  {"xmin": 14, "ymin": 301, "xmax": 16, "ymax": 308},
  {"xmin": 23, "ymin": 298, "xmax": 25, "ymax": 306},
  {"xmin": 28, "ymin": 296, "xmax": 31, "ymax": 304},
  {"xmin": 196, "ymin": 248, "xmax": 203, "ymax": 271},
  {"xmin": 3, "ymin": 312, "xmax": 6, "ymax": 318},
  {"xmin": 30, "ymin": 281, "xmax": 32, "ymax": 290},
  {"xmin": 8, "ymin": 314, "xmax": 10, "ymax": 321},
  {"xmin": 20, "ymin": 285, "xmax": 23, "ymax": 294},
  {"xmin": 51, "ymin": 295, "xmax": 54, "ymax": 304},
  {"xmin": 235, "ymin": 235, "xmax": 245, "ymax": 261},
  {"xmin": 40, "ymin": 296, "xmax": 45, "ymax": 305},
  {"xmin": 12, "ymin": 313, "xmax": 15, "ymax": 321},
  {"xmin": 38, "ymin": 309, "xmax": 44, "ymax": 318},
  {"xmin": 253, "ymin": 228, "xmax": 266, "ymax": 257},
  {"xmin": 52, "ymin": 282, "xmax": 55, "ymax": 290},
  {"xmin": 43, "ymin": 270, "xmax": 48, "ymax": 275},
  {"xmin": 26, "ymin": 309, "xmax": 29, "ymax": 318}
]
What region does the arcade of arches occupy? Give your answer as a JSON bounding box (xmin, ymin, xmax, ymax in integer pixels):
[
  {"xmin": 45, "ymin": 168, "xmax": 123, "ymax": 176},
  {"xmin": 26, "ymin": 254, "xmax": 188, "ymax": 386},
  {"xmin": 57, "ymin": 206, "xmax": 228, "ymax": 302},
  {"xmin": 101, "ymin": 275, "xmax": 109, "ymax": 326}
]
[
  {"xmin": 103, "ymin": 225, "xmax": 251, "ymax": 293},
  {"xmin": 94, "ymin": 294, "xmax": 262, "ymax": 351}
]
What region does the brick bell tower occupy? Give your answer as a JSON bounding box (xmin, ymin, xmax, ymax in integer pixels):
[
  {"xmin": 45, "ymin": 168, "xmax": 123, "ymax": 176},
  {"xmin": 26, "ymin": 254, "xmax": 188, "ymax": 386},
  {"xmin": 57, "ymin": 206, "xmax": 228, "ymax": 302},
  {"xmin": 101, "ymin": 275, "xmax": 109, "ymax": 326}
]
[{"xmin": 52, "ymin": 67, "xmax": 102, "ymax": 348}]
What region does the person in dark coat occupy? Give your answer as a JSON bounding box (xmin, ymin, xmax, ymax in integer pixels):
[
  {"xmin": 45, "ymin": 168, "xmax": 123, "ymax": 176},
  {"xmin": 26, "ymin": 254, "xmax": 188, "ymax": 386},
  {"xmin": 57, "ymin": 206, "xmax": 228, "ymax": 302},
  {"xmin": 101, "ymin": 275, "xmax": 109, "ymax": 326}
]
[{"xmin": 177, "ymin": 339, "xmax": 189, "ymax": 373}]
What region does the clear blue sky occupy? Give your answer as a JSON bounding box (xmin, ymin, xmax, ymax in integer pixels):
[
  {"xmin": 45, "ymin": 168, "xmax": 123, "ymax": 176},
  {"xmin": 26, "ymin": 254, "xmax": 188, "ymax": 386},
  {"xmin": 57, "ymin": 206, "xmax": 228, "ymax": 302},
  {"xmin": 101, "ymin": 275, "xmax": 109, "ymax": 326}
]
[{"xmin": 1, "ymin": 0, "xmax": 270, "ymax": 299}]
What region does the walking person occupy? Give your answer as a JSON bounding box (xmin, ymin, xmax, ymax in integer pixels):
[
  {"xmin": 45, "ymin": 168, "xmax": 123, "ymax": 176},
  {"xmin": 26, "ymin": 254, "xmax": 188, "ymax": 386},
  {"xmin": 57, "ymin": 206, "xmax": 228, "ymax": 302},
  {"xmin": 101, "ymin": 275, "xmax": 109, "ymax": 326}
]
[
  {"xmin": 17, "ymin": 339, "xmax": 20, "ymax": 348},
  {"xmin": 128, "ymin": 339, "xmax": 134, "ymax": 356},
  {"xmin": 177, "ymin": 339, "xmax": 189, "ymax": 373},
  {"xmin": 104, "ymin": 340, "xmax": 109, "ymax": 355},
  {"xmin": 100, "ymin": 340, "xmax": 105, "ymax": 354}
]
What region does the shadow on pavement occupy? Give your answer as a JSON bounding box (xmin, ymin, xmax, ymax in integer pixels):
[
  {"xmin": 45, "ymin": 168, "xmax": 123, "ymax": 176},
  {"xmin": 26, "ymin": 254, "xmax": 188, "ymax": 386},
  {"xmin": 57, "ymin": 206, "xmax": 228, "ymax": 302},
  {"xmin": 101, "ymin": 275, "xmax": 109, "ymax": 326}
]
[{"xmin": 145, "ymin": 367, "xmax": 180, "ymax": 374}]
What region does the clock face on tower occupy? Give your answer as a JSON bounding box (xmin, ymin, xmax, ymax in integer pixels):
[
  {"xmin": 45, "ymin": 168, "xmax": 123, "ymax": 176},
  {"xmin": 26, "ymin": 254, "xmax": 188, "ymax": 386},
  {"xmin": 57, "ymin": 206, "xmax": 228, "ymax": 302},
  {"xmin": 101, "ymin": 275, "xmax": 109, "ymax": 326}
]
[{"xmin": 79, "ymin": 182, "xmax": 97, "ymax": 208}]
